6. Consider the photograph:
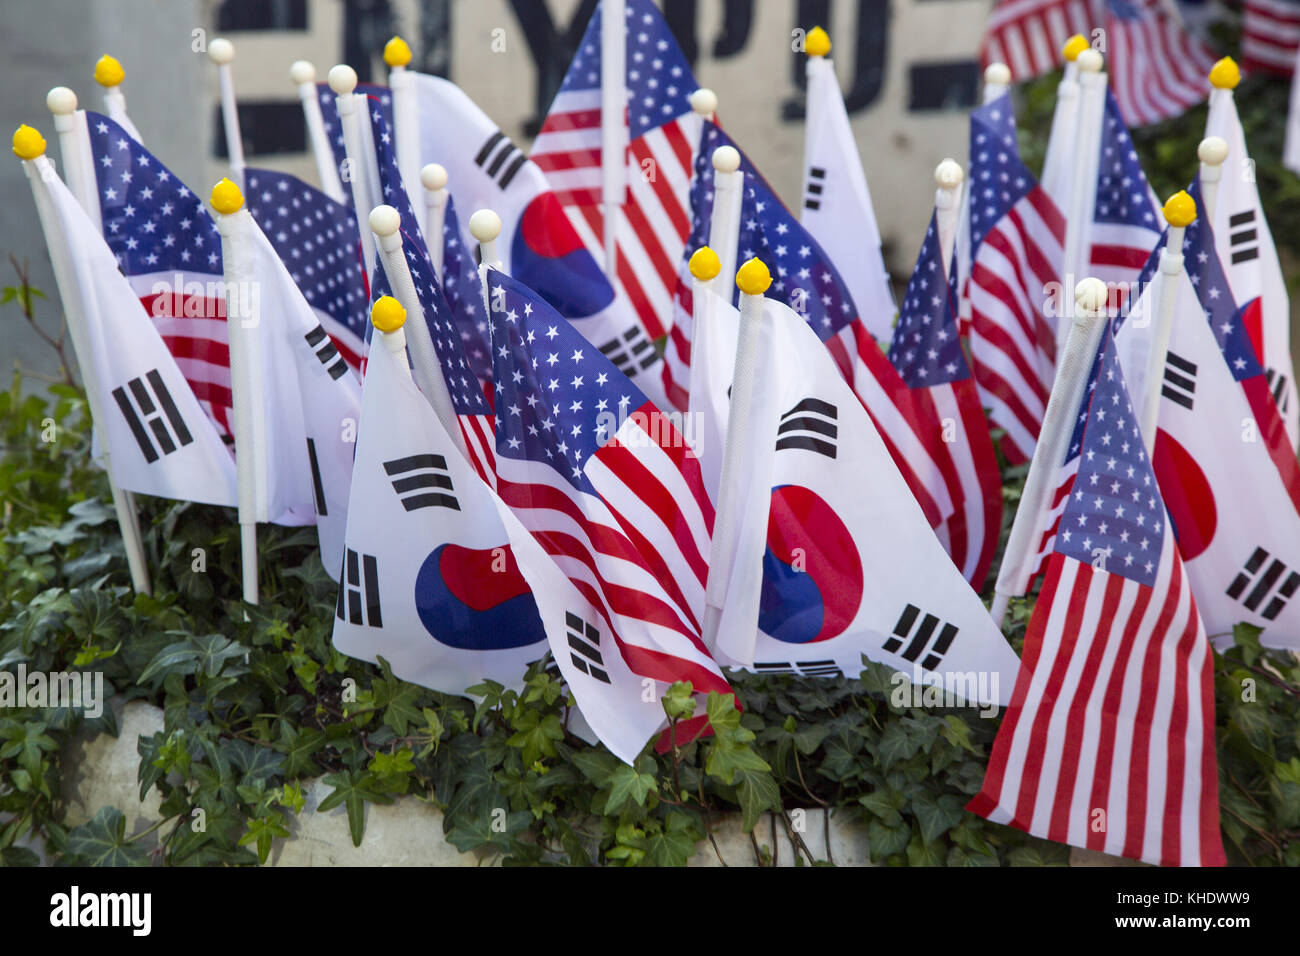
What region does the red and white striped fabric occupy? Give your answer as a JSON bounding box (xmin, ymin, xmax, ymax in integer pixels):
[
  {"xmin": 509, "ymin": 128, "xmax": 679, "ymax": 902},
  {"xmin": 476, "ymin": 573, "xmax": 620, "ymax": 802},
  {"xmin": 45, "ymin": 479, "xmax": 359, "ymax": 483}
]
[
  {"xmin": 970, "ymin": 326, "xmax": 1224, "ymax": 867},
  {"xmin": 530, "ymin": 0, "xmax": 700, "ymax": 341},
  {"xmin": 965, "ymin": 95, "xmax": 1067, "ymax": 465},
  {"xmin": 1242, "ymin": 0, "xmax": 1300, "ymax": 76},
  {"xmin": 980, "ymin": 0, "xmax": 1093, "ymax": 79},
  {"xmin": 1106, "ymin": 0, "xmax": 1217, "ymax": 127}
]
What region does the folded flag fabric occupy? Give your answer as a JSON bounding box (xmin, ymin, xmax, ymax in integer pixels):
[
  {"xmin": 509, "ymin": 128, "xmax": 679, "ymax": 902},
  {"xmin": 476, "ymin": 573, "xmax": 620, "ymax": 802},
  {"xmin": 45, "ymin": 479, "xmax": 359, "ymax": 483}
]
[
  {"xmin": 317, "ymin": 80, "xmax": 393, "ymax": 193},
  {"xmin": 1242, "ymin": 0, "xmax": 1300, "ymax": 76},
  {"xmin": 969, "ymin": 320, "xmax": 1224, "ymax": 868},
  {"xmin": 438, "ymin": 195, "xmax": 493, "ymax": 388},
  {"xmin": 689, "ymin": 272, "xmax": 1018, "ymax": 702},
  {"xmin": 531, "ymin": 0, "xmax": 702, "ymax": 342}
]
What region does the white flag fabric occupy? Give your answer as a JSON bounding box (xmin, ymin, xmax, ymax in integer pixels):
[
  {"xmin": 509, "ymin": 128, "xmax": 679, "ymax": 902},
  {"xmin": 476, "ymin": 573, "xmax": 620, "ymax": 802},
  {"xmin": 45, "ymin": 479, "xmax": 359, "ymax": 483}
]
[
  {"xmin": 1286, "ymin": 42, "xmax": 1300, "ymax": 175},
  {"xmin": 801, "ymin": 54, "xmax": 896, "ymax": 345},
  {"xmin": 694, "ymin": 286, "xmax": 1019, "ymax": 706},
  {"xmin": 1115, "ymin": 211, "xmax": 1300, "ymax": 653},
  {"xmin": 1205, "ymin": 87, "xmax": 1298, "ymax": 450},
  {"xmin": 334, "ymin": 323, "xmax": 693, "ymax": 764},
  {"xmin": 215, "ymin": 204, "xmax": 362, "ymax": 577},
  {"xmin": 1039, "ymin": 60, "xmax": 1080, "ymax": 216},
  {"xmin": 409, "ymin": 73, "xmax": 672, "ymax": 412},
  {"xmin": 26, "ymin": 154, "xmax": 237, "ymax": 507}
]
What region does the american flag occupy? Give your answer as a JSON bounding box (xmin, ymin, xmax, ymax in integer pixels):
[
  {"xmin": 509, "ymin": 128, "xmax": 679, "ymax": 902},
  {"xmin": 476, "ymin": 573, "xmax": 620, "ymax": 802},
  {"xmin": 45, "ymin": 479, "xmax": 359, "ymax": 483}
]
[
  {"xmin": 666, "ymin": 122, "xmax": 959, "ymax": 534},
  {"xmin": 1242, "ymin": 0, "xmax": 1300, "ymax": 75},
  {"xmin": 365, "ymin": 105, "xmax": 497, "ymax": 484},
  {"xmin": 965, "ymin": 93, "xmax": 1066, "ymax": 465},
  {"xmin": 969, "ymin": 323, "xmax": 1224, "ymax": 867},
  {"xmin": 889, "ymin": 214, "xmax": 1003, "ymax": 590},
  {"xmin": 530, "ymin": 0, "xmax": 700, "ymax": 341},
  {"xmin": 1087, "ymin": 89, "xmax": 1162, "ymax": 304},
  {"xmin": 244, "ymin": 168, "xmax": 369, "ymax": 372},
  {"xmin": 980, "ymin": 0, "xmax": 1215, "ymax": 126},
  {"xmin": 317, "ymin": 81, "xmax": 392, "ymax": 195},
  {"xmin": 86, "ymin": 111, "xmax": 233, "ymax": 444},
  {"xmin": 484, "ymin": 267, "xmax": 732, "ymax": 707},
  {"xmin": 439, "ymin": 195, "xmax": 493, "ymax": 388}
]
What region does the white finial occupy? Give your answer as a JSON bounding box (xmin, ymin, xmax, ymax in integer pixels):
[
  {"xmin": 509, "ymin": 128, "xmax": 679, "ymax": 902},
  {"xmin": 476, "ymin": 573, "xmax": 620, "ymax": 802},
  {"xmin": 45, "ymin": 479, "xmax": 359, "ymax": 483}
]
[
  {"xmin": 420, "ymin": 163, "xmax": 448, "ymax": 191},
  {"xmin": 289, "ymin": 60, "xmax": 316, "ymax": 85},
  {"xmin": 689, "ymin": 88, "xmax": 718, "ymax": 117},
  {"xmin": 207, "ymin": 38, "xmax": 235, "ymax": 65},
  {"xmin": 1075, "ymin": 277, "xmax": 1109, "ymax": 315},
  {"xmin": 468, "ymin": 209, "xmax": 501, "ymax": 243},
  {"xmin": 369, "ymin": 205, "xmax": 402, "ymax": 238},
  {"xmin": 328, "ymin": 64, "xmax": 358, "ymax": 95},
  {"xmin": 712, "ymin": 145, "xmax": 741, "ymax": 174},
  {"xmin": 1198, "ymin": 136, "xmax": 1228, "ymax": 167},
  {"xmin": 1076, "ymin": 49, "xmax": 1103, "ymax": 73},
  {"xmin": 46, "ymin": 86, "xmax": 78, "ymax": 115},
  {"xmin": 935, "ymin": 158, "xmax": 964, "ymax": 189},
  {"xmin": 984, "ymin": 62, "xmax": 1011, "ymax": 87}
]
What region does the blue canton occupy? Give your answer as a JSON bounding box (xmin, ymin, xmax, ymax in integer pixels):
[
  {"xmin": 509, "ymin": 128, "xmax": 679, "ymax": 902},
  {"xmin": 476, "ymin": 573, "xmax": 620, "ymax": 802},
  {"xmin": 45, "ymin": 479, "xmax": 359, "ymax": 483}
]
[
  {"xmin": 889, "ymin": 212, "xmax": 969, "ymax": 387},
  {"xmin": 968, "ymin": 93, "xmax": 1036, "ymax": 256}
]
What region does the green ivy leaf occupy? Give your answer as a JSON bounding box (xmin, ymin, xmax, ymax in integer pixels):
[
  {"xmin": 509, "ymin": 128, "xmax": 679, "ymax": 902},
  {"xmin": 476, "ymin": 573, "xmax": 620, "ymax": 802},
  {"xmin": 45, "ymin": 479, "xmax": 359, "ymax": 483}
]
[
  {"xmin": 317, "ymin": 770, "xmax": 393, "ymax": 847},
  {"xmin": 604, "ymin": 761, "xmax": 658, "ymax": 814},
  {"xmin": 734, "ymin": 768, "xmax": 781, "ymax": 833},
  {"xmin": 65, "ymin": 808, "xmax": 148, "ymax": 867}
]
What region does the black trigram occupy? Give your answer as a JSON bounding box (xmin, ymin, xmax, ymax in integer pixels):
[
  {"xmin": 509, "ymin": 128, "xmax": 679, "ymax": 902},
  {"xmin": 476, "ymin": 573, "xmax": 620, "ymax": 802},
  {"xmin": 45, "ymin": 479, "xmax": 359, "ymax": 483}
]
[
  {"xmin": 305, "ymin": 325, "xmax": 348, "ymax": 380},
  {"xmin": 565, "ymin": 612, "xmax": 611, "ymax": 684},
  {"xmin": 1265, "ymin": 367, "xmax": 1290, "ymax": 413},
  {"xmin": 883, "ymin": 604, "xmax": 959, "ymax": 670},
  {"xmin": 307, "ymin": 438, "xmax": 327, "ymax": 516},
  {"xmin": 383, "ymin": 454, "xmax": 459, "ymax": 511},
  {"xmin": 753, "ymin": 660, "xmax": 841, "ymax": 678},
  {"xmin": 776, "ymin": 398, "xmax": 838, "ymax": 458},
  {"xmin": 337, "ymin": 548, "xmax": 382, "ymax": 627},
  {"xmin": 804, "ymin": 166, "xmax": 826, "ymax": 211},
  {"xmin": 1161, "ymin": 351, "xmax": 1197, "ymax": 410},
  {"xmin": 475, "ymin": 130, "xmax": 527, "ymax": 190},
  {"xmin": 112, "ymin": 370, "xmax": 194, "ymax": 463},
  {"xmin": 1228, "ymin": 209, "xmax": 1259, "ymax": 265},
  {"xmin": 1226, "ymin": 547, "xmax": 1300, "ymax": 621},
  {"xmin": 598, "ymin": 327, "xmax": 659, "ymax": 378}
]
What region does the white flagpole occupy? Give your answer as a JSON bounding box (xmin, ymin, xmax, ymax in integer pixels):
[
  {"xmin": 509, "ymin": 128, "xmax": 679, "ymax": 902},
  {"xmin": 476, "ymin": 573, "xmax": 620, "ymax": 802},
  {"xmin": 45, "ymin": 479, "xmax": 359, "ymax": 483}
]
[
  {"xmin": 420, "ymin": 164, "xmax": 449, "ymax": 279},
  {"xmin": 368, "ymin": 204, "xmax": 469, "ymax": 461},
  {"xmin": 94, "ymin": 55, "xmax": 141, "ymax": 143},
  {"xmin": 370, "ymin": 295, "xmax": 414, "ymax": 382},
  {"xmin": 1137, "ymin": 193, "xmax": 1195, "ymax": 451},
  {"xmin": 989, "ymin": 278, "xmax": 1109, "ymax": 627},
  {"xmin": 210, "ymin": 179, "xmax": 264, "ymax": 604},
  {"xmin": 934, "ymin": 159, "xmax": 963, "ymax": 276},
  {"xmin": 208, "ymin": 39, "xmax": 245, "ymax": 191},
  {"xmin": 702, "ymin": 257, "xmax": 771, "ymax": 653},
  {"xmin": 1196, "ymin": 136, "xmax": 1228, "ymax": 230},
  {"xmin": 685, "ymin": 246, "xmax": 721, "ymax": 417},
  {"xmin": 290, "ymin": 60, "xmax": 346, "ymax": 203},
  {"xmin": 470, "ymin": 208, "xmax": 505, "ymax": 319},
  {"xmin": 707, "ymin": 146, "xmax": 744, "ymax": 294},
  {"xmin": 1040, "ymin": 36, "xmax": 1087, "ymax": 205},
  {"xmin": 385, "ymin": 36, "xmax": 424, "ymax": 220},
  {"xmin": 982, "ymin": 62, "xmax": 1010, "ymax": 104},
  {"xmin": 329, "ymin": 64, "xmax": 380, "ymax": 281},
  {"xmin": 16, "ymin": 125, "xmax": 152, "ymax": 595},
  {"xmin": 1058, "ymin": 49, "xmax": 1107, "ymax": 357},
  {"xmin": 600, "ymin": 0, "xmax": 627, "ymax": 278},
  {"xmin": 47, "ymin": 88, "xmax": 102, "ymax": 228}
]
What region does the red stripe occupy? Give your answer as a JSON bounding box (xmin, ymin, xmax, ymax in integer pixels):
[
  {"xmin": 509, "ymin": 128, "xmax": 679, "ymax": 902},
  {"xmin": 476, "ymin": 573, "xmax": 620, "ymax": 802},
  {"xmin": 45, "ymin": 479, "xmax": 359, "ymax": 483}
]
[
  {"xmin": 630, "ymin": 136, "xmax": 692, "ymax": 241},
  {"xmin": 1160, "ymin": 562, "xmax": 1198, "ymax": 866},
  {"xmin": 159, "ymin": 334, "xmax": 231, "ymax": 367},
  {"xmin": 1241, "ymin": 376, "xmax": 1300, "ymax": 512},
  {"xmin": 658, "ymin": 117, "xmax": 695, "ymax": 175},
  {"xmin": 139, "ymin": 292, "xmax": 227, "ymax": 320},
  {"xmin": 537, "ymin": 108, "xmax": 602, "ymax": 135},
  {"xmin": 532, "ymin": 148, "xmax": 602, "ymax": 174},
  {"xmin": 328, "ymin": 333, "xmax": 363, "ymax": 372},
  {"xmin": 955, "ymin": 378, "xmax": 1004, "ymax": 590},
  {"xmin": 184, "ymin": 378, "xmax": 234, "ymax": 409}
]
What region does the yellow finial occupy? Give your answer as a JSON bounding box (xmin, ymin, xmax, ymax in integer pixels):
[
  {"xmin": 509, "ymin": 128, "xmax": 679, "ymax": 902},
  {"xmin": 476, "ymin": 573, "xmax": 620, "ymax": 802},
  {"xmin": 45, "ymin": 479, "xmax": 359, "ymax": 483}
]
[
  {"xmin": 1162, "ymin": 190, "xmax": 1196, "ymax": 229},
  {"xmin": 1062, "ymin": 35, "xmax": 1089, "ymax": 62},
  {"xmin": 370, "ymin": 295, "xmax": 406, "ymax": 332},
  {"xmin": 383, "ymin": 36, "xmax": 412, "ymax": 68},
  {"xmin": 805, "ymin": 27, "xmax": 831, "ymax": 58},
  {"xmin": 94, "ymin": 54, "xmax": 126, "ymax": 88},
  {"xmin": 12, "ymin": 125, "xmax": 47, "ymax": 160},
  {"xmin": 736, "ymin": 258, "xmax": 772, "ymax": 296},
  {"xmin": 689, "ymin": 247, "xmax": 721, "ymax": 282},
  {"xmin": 209, "ymin": 177, "xmax": 244, "ymax": 215},
  {"xmin": 1208, "ymin": 56, "xmax": 1240, "ymax": 90}
]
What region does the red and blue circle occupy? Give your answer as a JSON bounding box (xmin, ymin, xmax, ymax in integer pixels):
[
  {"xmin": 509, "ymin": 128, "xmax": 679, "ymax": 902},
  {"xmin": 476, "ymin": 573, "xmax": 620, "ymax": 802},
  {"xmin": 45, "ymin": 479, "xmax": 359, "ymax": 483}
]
[
  {"xmin": 511, "ymin": 193, "xmax": 613, "ymax": 319},
  {"xmin": 415, "ymin": 543, "xmax": 546, "ymax": 649}
]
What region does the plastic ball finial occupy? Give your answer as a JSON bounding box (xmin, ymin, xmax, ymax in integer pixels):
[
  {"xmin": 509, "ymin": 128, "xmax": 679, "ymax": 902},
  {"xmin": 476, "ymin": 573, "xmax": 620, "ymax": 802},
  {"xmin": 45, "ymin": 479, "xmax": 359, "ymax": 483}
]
[
  {"xmin": 689, "ymin": 247, "xmax": 721, "ymax": 281},
  {"xmin": 1075, "ymin": 278, "xmax": 1109, "ymax": 315},
  {"xmin": 207, "ymin": 38, "xmax": 234, "ymax": 65},
  {"xmin": 1076, "ymin": 49, "xmax": 1103, "ymax": 73},
  {"xmin": 1063, "ymin": 35, "xmax": 1089, "ymax": 62},
  {"xmin": 1208, "ymin": 57, "xmax": 1240, "ymax": 90},
  {"xmin": 94, "ymin": 55, "xmax": 125, "ymax": 88},
  {"xmin": 469, "ymin": 209, "xmax": 502, "ymax": 243},
  {"xmin": 805, "ymin": 27, "xmax": 831, "ymax": 58},
  {"xmin": 46, "ymin": 87, "xmax": 77, "ymax": 116},
  {"xmin": 289, "ymin": 61, "xmax": 316, "ymax": 85},
  {"xmin": 328, "ymin": 65, "xmax": 358, "ymax": 95},
  {"xmin": 1162, "ymin": 191, "xmax": 1197, "ymax": 229},
  {"xmin": 383, "ymin": 36, "xmax": 412, "ymax": 68},
  {"xmin": 369, "ymin": 205, "xmax": 402, "ymax": 237},
  {"xmin": 420, "ymin": 164, "xmax": 448, "ymax": 191},
  {"xmin": 712, "ymin": 145, "xmax": 740, "ymax": 174},
  {"xmin": 1197, "ymin": 136, "xmax": 1228, "ymax": 167},
  {"xmin": 984, "ymin": 63, "xmax": 1011, "ymax": 87},
  {"xmin": 935, "ymin": 159, "xmax": 964, "ymax": 189},
  {"xmin": 688, "ymin": 88, "xmax": 717, "ymax": 116},
  {"xmin": 736, "ymin": 258, "xmax": 772, "ymax": 296},
  {"xmin": 12, "ymin": 125, "xmax": 47, "ymax": 160},
  {"xmin": 371, "ymin": 295, "xmax": 407, "ymax": 332},
  {"xmin": 209, "ymin": 178, "xmax": 244, "ymax": 215}
]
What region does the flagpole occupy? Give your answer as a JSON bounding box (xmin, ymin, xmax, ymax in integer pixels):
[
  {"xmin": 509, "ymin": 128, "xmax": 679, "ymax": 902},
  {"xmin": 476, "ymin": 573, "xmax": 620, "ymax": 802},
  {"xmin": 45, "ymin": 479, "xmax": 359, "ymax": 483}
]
[
  {"xmin": 1196, "ymin": 136, "xmax": 1228, "ymax": 226},
  {"xmin": 208, "ymin": 39, "xmax": 245, "ymax": 191},
  {"xmin": 47, "ymin": 88, "xmax": 102, "ymax": 227},
  {"xmin": 702, "ymin": 257, "xmax": 772, "ymax": 655},
  {"xmin": 290, "ymin": 61, "xmax": 346, "ymax": 203},
  {"xmin": 934, "ymin": 159, "xmax": 963, "ymax": 276},
  {"xmin": 685, "ymin": 246, "xmax": 721, "ymax": 419},
  {"xmin": 990, "ymin": 278, "xmax": 1109, "ymax": 627},
  {"xmin": 600, "ymin": 0, "xmax": 627, "ymax": 278},
  {"xmin": 370, "ymin": 296, "xmax": 413, "ymax": 382},
  {"xmin": 15, "ymin": 125, "xmax": 152, "ymax": 595},
  {"xmin": 687, "ymin": 88, "xmax": 717, "ymax": 123},
  {"xmin": 1040, "ymin": 36, "xmax": 1087, "ymax": 202},
  {"xmin": 384, "ymin": 36, "xmax": 424, "ymax": 220},
  {"xmin": 329, "ymin": 64, "xmax": 379, "ymax": 280},
  {"xmin": 1058, "ymin": 49, "xmax": 1106, "ymax": 358},
  {"xmin": 470, "ymin": 208, "xmax": 504, "ymax": 316},
  {"xmin": 983, "ymin": 62, "xmax": 1010, "ymax": 103},
  {"xmin": 707, "ymin": 146, "xmax": 744, "ymax": 294},
  {"xmin": 1137, "ymin": 193, "xmax": 1195, "ymax": 452},
  {"xmin": 420, "ymin": 164, "xmax": 449, "ymax": 279},
  {"xmin": 93, "ymin": 55, "xmax": 139, "ymax": 142},
  {"xmin": 210, "ymin": 179, "xmax": 263, "ymax": 604}
]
